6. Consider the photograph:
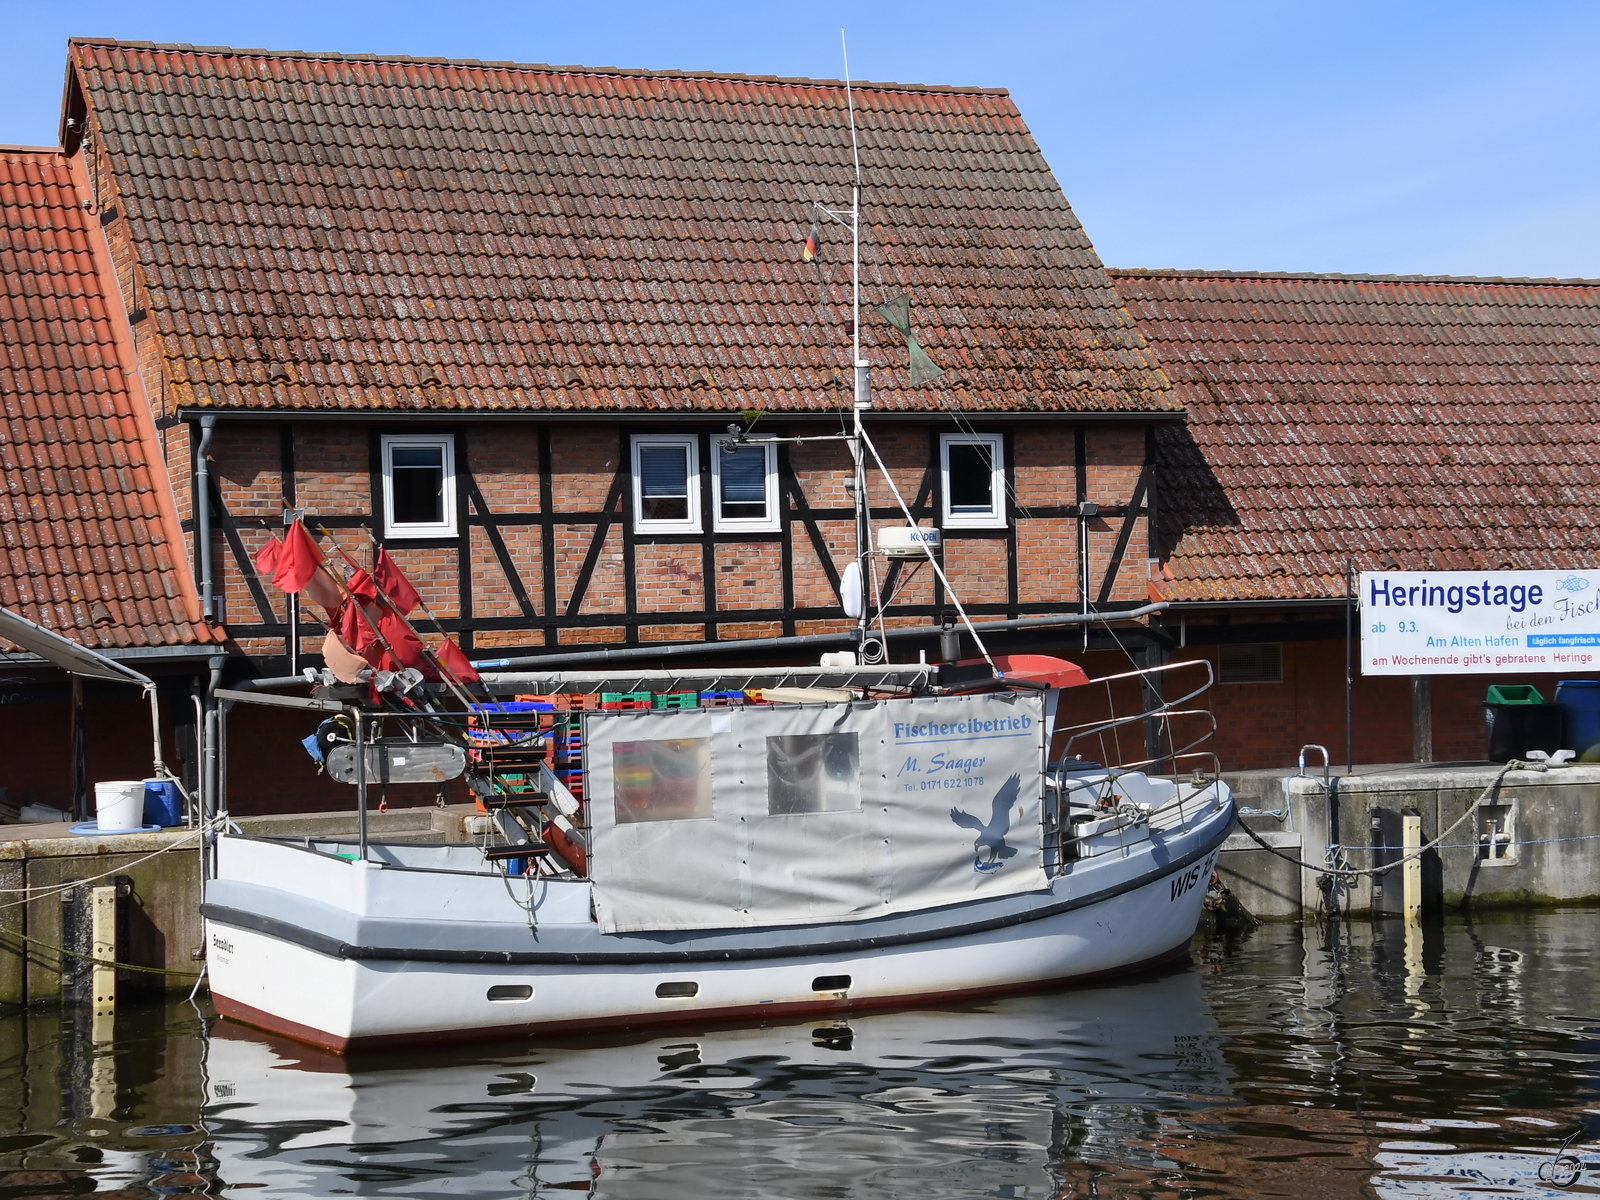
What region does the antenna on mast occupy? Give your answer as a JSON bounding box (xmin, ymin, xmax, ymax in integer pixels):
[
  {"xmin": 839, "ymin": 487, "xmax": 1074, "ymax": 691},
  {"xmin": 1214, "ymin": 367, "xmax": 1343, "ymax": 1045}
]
[
  {"xmin": 841, "ymin": 30, "xmax": 865, "ymax": 412},
  {"xmin": 839, "ymin": 29, "xmax": 878, "ymax": 658}
]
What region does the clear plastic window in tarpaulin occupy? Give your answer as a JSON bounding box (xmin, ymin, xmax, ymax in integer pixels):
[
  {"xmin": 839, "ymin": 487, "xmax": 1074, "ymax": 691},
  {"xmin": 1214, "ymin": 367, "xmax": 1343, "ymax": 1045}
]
[{"xmin": 586, "ymin": 692, "xmax": 1048, "ymax": 934}]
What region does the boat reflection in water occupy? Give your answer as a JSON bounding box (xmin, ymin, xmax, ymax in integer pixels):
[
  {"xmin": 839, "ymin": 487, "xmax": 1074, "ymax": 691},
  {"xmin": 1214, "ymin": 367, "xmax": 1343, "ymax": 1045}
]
[{"xmin": 202, "ymin": 967, "xmax": 1232, "ymax": 1197}]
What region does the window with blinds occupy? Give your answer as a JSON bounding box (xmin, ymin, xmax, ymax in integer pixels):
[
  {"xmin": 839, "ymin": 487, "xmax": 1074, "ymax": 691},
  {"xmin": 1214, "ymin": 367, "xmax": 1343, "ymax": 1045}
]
[
  {"xmin": 712, "ymin": 441, "xmax": 777, "ymax": 531},
  {"xmin": 632, "ymin": 436, "xmax": 701, "ymax": 533}
]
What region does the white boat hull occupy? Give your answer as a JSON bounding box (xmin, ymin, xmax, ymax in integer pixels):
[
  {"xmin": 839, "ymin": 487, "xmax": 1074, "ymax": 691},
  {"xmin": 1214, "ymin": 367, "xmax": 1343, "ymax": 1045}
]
[{"xmin": 205, "ymin": 802, "xmax": 1230, "ymax": 1051}]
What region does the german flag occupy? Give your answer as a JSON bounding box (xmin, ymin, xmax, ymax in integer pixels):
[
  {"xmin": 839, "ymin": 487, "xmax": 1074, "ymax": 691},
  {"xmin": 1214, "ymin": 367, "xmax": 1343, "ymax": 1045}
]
[{"xmin": 802, "ymin": 220, "xmax": 820, "ymax": 263}]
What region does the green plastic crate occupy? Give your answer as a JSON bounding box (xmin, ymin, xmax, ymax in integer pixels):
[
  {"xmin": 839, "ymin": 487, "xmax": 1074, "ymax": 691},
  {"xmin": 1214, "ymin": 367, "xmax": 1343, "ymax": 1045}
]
[{"xmin": 1486, "ymin": 684, "xmax": 1543, "ymax": 705}]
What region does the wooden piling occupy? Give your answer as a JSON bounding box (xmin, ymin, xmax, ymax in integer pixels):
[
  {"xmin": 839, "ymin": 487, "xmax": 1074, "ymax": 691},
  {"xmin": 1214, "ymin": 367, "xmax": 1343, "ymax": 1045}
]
[{"xmin": 1402, "ymin": 807, "xmax": 1422, "ymax": 919}]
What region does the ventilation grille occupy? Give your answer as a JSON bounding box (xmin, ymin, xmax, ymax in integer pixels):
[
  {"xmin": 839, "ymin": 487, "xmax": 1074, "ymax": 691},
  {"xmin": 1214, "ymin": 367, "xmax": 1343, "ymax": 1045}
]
[{"xmin": 1218, "ymin": 643, "xmax": 1283, "ymax": 685}]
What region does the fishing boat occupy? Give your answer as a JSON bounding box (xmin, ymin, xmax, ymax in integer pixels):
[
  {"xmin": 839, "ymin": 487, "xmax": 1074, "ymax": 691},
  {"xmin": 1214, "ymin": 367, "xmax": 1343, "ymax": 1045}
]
[
  {"xmin": 0, "ymin": 588, "xmax": 1233, "ymax": 1053},
  {"xmin": 197, "ymin": 641, "xmax": 1231, "ymax": 1050}
]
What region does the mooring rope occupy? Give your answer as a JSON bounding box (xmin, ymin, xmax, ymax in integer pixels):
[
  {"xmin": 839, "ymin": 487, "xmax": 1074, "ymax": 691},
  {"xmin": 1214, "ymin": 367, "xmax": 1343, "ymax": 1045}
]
[
  {"xmin": 0, "ymin": 926, "xmax": 202, "ymax": 979},
  {"xmin": 1232, "ymin": 761, "xmax": 1520, "ymax": 881}
]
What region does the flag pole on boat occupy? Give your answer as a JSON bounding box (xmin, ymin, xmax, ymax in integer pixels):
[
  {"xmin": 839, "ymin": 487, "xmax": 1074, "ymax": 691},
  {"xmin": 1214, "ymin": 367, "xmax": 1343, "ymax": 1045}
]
[{"xmin": 841, "ymin": 30, "xmax": 876, "ymax": 660}]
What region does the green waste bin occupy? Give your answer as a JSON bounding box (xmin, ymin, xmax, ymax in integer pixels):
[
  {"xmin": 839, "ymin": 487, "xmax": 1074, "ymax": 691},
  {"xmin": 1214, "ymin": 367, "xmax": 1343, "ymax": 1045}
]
[
  {"xmin": 1486, "ymin": 684, "xmax": 1543, "ymax": 705},
  {"xmin": 1484, "ymin": 684, "xmax": 1562, "ymax": 762}
]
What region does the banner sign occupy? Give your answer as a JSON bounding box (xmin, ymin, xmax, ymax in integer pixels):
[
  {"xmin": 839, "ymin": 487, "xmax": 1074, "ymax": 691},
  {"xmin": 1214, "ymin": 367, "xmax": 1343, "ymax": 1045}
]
[{"xmin": 1360, "ymin": 570, "xmax": 1600, "ymax": 676}]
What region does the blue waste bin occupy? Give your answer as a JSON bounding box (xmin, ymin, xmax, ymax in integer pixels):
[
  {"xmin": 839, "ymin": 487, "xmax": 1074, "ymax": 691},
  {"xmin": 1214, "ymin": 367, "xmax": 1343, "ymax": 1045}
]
[
  {"xmin": 1555, "ymin": 680, "xmax": 1600, "ymax": 760},
  {"xmin": 143, "ymin": 778, "xmax": 183, "ymax": 827}
]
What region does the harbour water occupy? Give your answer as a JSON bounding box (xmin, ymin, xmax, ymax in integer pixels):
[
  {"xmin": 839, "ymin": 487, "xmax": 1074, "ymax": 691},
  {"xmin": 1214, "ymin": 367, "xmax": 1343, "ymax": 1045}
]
[{"xmin": 1, "ymin": 909, "xmax": 1598, "ymax": 1197}]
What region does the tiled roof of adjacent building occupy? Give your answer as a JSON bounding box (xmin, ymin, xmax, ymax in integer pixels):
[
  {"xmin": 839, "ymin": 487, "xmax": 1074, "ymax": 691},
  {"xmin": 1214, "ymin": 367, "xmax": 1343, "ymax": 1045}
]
[
  {"xmin": 1110, "ymin": 268, "xmax": 1600, "ymax": 602},
  {"xmin": 65, "ymin": 39, "xmax": 1177, "ymax": 416},
  {"xmin": 0, "ymin": 147, "xmax": 220, "ymax": 649}
]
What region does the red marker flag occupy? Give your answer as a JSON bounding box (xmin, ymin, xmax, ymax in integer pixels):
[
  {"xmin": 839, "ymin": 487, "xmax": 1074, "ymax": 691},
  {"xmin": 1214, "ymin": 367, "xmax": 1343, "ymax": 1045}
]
[
  {"xmin": 438, "ymin": 638, "xmax": 480, "ymax": 684},
  {"xmin": 378, "ymin": 606, "xmax": 437, "ymax": 680},
  {"xmin": 254, "ymin": 536, "xmax": 284, "ymax": 577},
  {"xmin": 346, "ymin": 568, "xmax": 379, "ymax": 606},
  {"xmin": 373, "ymin": 548, "xmax": 421, "ymax": 616},
  {"xmin": 303, "ymin": 565, "xmax": 345, "ymax": 617},
  {"xmin": 336, "ymin": 598, "xmax": 383, "ymax": 663},
  {"xmin": 321, "ymin": 629, "xmax": 370, "ymax": 684},
  {"xmin": 272, "ymin": 521, "xmax": 325, "ymax": 594}
]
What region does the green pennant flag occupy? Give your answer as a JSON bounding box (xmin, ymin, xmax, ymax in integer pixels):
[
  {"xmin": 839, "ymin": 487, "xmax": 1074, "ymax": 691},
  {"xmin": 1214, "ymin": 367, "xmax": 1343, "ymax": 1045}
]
[
  {"xmin": 874, "ymin": 294, "xmax": 943, "ymax": 387},
  {"xmin": 906, "ymin": 334, "xmax": 944, "ymax": 387},
  {"xmin": 876, "ymin": 294, "xmax": 911, "ymax": 338}
]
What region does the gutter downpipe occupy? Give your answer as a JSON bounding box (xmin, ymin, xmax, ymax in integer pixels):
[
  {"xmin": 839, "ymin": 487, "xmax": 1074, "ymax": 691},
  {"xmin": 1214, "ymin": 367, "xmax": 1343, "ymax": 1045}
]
[
  {"xmin": 203, "ymin": 653, "xmax": 225, "ymax": 878},
  {"xmin": 197, "ymin": 416, "xmax": 217, "ymax": 624}
]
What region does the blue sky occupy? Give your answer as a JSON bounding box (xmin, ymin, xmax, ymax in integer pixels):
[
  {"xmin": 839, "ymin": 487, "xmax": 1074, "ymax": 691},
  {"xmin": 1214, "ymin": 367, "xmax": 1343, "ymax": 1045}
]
[{"xmin": 3, "ymin": 0, "xmax": 1598, "ymax": 277}]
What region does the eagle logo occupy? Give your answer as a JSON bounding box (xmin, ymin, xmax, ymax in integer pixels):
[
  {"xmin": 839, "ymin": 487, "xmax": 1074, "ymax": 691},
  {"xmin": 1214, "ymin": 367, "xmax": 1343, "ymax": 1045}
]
[{"xmin": 950, "ymin": 774, "xmax": 1022, "ymax": 873}]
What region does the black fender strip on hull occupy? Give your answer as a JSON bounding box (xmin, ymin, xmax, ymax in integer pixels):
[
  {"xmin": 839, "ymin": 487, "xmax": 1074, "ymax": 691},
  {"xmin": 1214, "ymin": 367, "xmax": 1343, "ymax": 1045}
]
[{"xmin": 201, "ymin": 810, "xmax": 1233, "ymax": 967}]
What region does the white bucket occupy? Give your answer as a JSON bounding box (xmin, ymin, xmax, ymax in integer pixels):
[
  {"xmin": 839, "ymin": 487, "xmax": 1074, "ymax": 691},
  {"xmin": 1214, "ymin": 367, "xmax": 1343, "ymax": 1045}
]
[{"xmin": 94, "ymin": 781, "xmax": 145, "ymax": 831}]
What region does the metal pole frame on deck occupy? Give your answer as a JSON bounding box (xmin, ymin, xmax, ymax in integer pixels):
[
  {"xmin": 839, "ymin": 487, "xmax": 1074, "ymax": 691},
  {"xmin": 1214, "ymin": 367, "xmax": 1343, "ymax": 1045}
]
[
  {"xmin": 211, "ymin": 687, "xmax": 361, "ymax": 869},
  {"xmin": 355, "ymin": 710, "xmax": 368, "ymax": 862}
]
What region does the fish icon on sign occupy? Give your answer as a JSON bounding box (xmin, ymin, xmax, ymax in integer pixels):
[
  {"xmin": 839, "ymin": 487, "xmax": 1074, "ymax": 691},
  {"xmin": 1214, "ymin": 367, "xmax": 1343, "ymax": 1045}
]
[{"xmin": 1555, "ymin": 576, "xmax": 1591, "ymax": 593}]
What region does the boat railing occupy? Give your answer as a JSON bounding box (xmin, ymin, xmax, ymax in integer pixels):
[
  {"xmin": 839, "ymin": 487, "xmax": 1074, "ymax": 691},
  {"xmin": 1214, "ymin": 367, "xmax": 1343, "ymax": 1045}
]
[
  {"xmin": 1045, "ymin": 748, "xmax": 1226, "ymax": 870},
  {"xmin": 1056, "ymin": 659, "xmax": 1217, "ymax": 776}
]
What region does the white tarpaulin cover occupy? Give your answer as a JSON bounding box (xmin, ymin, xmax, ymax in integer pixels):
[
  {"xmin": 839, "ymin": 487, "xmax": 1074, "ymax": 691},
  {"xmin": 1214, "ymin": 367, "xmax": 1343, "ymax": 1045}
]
[{"xmin": 587, "ymin": 691, "xmax": 1048, "ymax": 934}]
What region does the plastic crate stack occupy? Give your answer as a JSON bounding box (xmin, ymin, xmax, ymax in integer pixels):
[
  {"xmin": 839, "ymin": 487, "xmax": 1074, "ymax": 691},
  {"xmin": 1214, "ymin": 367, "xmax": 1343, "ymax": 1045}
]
[
  {"xmin": 515, "ymin": 693, "xmax": 596, "ymax": 812},
  {"xmin": 465, "ymin": 701, "xmax": 552, "ymax": 797}
]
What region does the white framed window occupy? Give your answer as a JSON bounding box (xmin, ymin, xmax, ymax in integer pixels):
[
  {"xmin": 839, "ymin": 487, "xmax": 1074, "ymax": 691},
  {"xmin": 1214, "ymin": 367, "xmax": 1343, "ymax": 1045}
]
[
  {"xmin": 380, "ymin": 434, "xmax": 456, "ymax": 538},
  {"xmin": 712, "ymin": 439, "xmax": 779, "ymax": 532},
  {"xmin": 632, "ymin": 435, "xmax": 701, "ymax": 534},
  {"xmin": 939, "ymin": 433, "xmax": 1005, "ymax": 528}
]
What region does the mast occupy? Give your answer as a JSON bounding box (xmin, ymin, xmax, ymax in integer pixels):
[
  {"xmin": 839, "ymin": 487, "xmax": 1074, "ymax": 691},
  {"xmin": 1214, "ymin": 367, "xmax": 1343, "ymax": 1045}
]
[{"xmin": 842, "ymin": 32, "xmax": 870, "ymax": 648}]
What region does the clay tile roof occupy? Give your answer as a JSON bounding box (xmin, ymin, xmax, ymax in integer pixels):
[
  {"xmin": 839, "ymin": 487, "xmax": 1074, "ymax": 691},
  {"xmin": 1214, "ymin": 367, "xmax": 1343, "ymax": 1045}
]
[
  {"xmin": 0, "ymin": 147, "xmax": 219, "ymax": 650},
  {"xmin": 66, "ymin": 39, "xmax": 1175, "ymax": 417},
  {"xmin": 1110, "ymin": 268, "xmax": 1600, "ymax": 603}
]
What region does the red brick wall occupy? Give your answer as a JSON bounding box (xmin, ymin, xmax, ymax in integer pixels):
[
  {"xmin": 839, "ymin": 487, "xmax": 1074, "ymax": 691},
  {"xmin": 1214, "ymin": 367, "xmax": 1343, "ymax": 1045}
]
[
  {"xmin": 468, "ymin": 526, "xmax": 541, "ymax": 619},
  {"xmin": 294, "ymin": 425, "xmax": 369, "ymax": 516},
  {"xmin": 1165, "ymin": 640, "xmax": 1600, "ymax": 771},
  {"xmin": 715, "ymin": 543, "xmax": 782, "ymax": 609},
  {"xmin": 0, "ymin": 695, "xmax": 183, "ymax": 813},
  {"xmin": 466, "ymin": 425, "xmax": 542, "ymax": 513}
]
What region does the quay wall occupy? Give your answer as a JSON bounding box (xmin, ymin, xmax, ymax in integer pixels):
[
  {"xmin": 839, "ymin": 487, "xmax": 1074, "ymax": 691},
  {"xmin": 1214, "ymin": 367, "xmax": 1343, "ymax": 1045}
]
[
  {"xmin": 0, "ymin": 807, "xmax": 479, "ymax": 1007},
  {"xmin": 1217, "ymin": 764, "xmax": 1600, "ymax": 920}
]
